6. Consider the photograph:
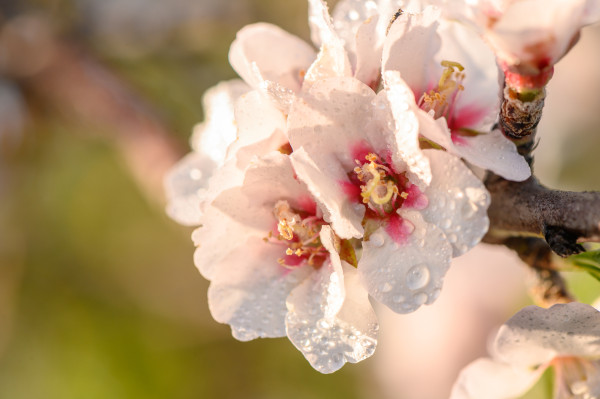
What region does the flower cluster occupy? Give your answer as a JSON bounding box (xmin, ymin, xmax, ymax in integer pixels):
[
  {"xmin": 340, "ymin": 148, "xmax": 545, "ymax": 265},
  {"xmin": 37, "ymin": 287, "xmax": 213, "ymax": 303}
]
[{"xmin": 164, "ymin": 0, "xmax": 548, "ymax": 374}]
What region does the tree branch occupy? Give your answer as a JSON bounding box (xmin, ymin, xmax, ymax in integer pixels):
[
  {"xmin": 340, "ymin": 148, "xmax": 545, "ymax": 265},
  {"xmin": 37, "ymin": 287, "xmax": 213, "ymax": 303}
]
[{"xmin": 485, "ymin": 174, "xmax": 600, "ymax": 256}]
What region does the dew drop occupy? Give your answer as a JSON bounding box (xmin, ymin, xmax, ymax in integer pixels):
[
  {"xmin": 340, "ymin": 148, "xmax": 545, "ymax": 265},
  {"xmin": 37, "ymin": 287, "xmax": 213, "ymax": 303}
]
[
  {"xmin": 413, "ymin": 292, "xmax": 428, "ymax": 306},
  {"xmin": 406, "ymin": 264, "xmax": 430, "ymax": 290},
  {"xmin": 370, "ymin": 233, "xmax": 385, "ymax": 247},
  {"xmin": 380, "ymin": 282, "xmax": 393, "ymax": 293},
  {"xmin": 392, "ymin": 295, "xmax": 405, "ymax": 303},
  {"xmin": 190, "ymin": 168, "xmax": 202, "ymax": 180},
  {"xmin": 317, "ymin": 319, "xmax": 330, "ymax": 330},
  {"xmin": 448, "ymin": 233, "xmax": 458, "ymax": 243},
  {"xmin": 442, "ymin": 218, "xmax": 452, "ymax": 229}
]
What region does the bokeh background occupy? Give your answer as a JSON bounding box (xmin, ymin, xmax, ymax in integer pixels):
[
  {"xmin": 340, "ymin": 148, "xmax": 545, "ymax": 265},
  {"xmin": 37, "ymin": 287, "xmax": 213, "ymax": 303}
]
[{"xmin": 0, "ymin": 1, "xmax": 599, "ymax": 398}]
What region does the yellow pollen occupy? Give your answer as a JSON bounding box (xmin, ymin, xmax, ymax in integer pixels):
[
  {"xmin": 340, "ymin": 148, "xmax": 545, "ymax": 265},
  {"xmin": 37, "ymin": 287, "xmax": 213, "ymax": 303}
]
[
  {"xmin": 365, "ymin": 153, "xmax": 378, "ymax": 162},
  {"xmin": 286, "ymin": 248, "xmax": 294, "ymax": 255},
  {"xmin": 400, "ymin": 191, "xmax": 409, "ymax": 199},
  {"xmin": 278, "ymin": 220, "xmax": 294, "ymax": 240}
]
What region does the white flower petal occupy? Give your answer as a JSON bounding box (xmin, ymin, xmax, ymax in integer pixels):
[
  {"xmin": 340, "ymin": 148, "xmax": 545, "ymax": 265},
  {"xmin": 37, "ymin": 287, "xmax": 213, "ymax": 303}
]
[
  {"xmin": 452, "ymin": 130, "xmax": 531, "ymax": 182},
  {"xmin": 190, "ymin": 79, "xmax": 250, "ymax": 157},
  {"xmin": 229, "ymin": 23, "xmax": 316, "ymax": 92},
  {"xmin": 208, "ymin": 236, "xmax": 312, "ymax": 341},
  {"xmin": 382, "ymin": 6, "xmax": 442, "ymax": 96},
  {"xmin": 194, "ymin": 152, "xmax": 313, "ymax": 278},
  {"xmin": 436, "ymin": 19, "xmax": 500, "ymax": 132},
  {"xmin": 382, "ymin": 71, "xmax": 432, "ymax": 186},
  {"xmin": 164, "ymin": 152, "xmax": 216, "ymax": 226},
  {"xmin": 227, "ymin": 90, "xmax": 288, "ymax": 167},
  {"xmin": 495, "ymin": 303, "xmax": 600, "ymax": 369},
  {"xmin": 353, "ymin": 15, "xmax": 383, "ymax": 87},
  {"xmin": 450, "ymin": 358, "xmax": 542, "ymax": 399},
  {"xmin": 286, "ymin": 227, "xmax": 378, "ymax": 373},
  {"xmin": 290, "ymin": 147, "xmax": 365, "ymax": 239},
  {"xmin": 359, "ymin": 210, "xmax": 452, "ymax": 314},
  {"xmin": 417, "ymin": 110, "xmax": 531, "ymax": 182},
  {"xmin": 420, "ymin": 149, "xmax": 490, "ymax": 257},
  {"xmin": 303, "ymin": 43, "xmax": 353, "ymax": 91}
]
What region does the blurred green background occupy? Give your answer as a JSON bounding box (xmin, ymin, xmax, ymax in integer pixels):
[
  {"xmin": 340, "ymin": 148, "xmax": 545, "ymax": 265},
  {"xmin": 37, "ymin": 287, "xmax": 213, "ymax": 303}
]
[{"xmin": 0, "ymin": 0, "xmax": 599, "ymax": 398}]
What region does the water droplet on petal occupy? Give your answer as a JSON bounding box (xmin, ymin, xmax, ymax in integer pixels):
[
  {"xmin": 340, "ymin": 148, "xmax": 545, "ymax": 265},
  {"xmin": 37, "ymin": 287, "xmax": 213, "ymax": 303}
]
[
  {"xmin": 380, "ymin": 282, "xmax": 393, "ymax": 293},
  {"xmin": 393, "ymin": 295, "xmax": 405, "ymax": 303},
  {"xmin": 406, "ymin": 264, "xmax": 430, "ymax": 290},
  {"xmin": 413, "ymin": 292, "xmax": 428, "ymax": 306},
  {"xmin": 369, "ymin": 233, "xmax": 384, "ymax": 247}
]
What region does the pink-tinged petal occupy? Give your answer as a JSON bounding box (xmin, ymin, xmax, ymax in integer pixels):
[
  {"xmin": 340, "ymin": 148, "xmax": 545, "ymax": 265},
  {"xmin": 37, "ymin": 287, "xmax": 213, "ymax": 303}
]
[
  {"xmin": 290, "ymin": 147, "xmax": 365, "ymax": 239},
  {"xmin": 435, "ymin": 19, "xmax": 500, "ymax": 132},
  {"xmin": 164, "ymin": 152, "xmax": 215, "ymax": 226},
  {"xmin": 359, "ymin": 210, "xmax": 452, "ymax": 314},
  {"xmin": 227, "ymin": 90, "xmax": 288, "ymax": 168},
  {"xmin": 229, "ymin": 23, "xmax": 316, "ymax": 93},
  {"xmin": 495, "ymin": 303, "xmax": 600, "ymax": 369},
  {"xmin": 308, "ymin": 0, "xmax": 340, "ymax": 49},
  {"xmin": 305, "ymin": 0, "xmax": 353, "ymax": 89},
  {"xmin": 451, "ymin": 129, "xmax": 531, "ymax": 182},
  {"xmin": 260, "ymin": 79, "xmax": 297, "ymax": 113},
  {"xmin": 208, "ymin": 236, "xmax": 312, "ymax": 341},
  {"xmin": 288, "ymin": 77, "xmax": 377, "ymax": 166},
  {"xmin": 382, "ymin": 6, "xmax": 442, "ymax": 96},
  {"xmin": 450, "ymin": 358, "xmax": 543, "ymax": 399},
  {"xmin": 286, "ymin": 227, "xmax": 378, "ymax": 373},
  {"xmin": 416, "ymin": 107, "xmax": 455, "ymax": 148},
  {"xmin": 194, "ymin": 152, "xmax": 313, "ymax": 279},
  {"xmin": 331, "ymin": 0, "xmax": 380, "ymax": 49},
  {"xmin": 382, "ymin": 71, "xmax": 432, "ymax": 186},
  {"xmin": 354, "ymin": 15, "xmax": 382, "ymax": 88},
  {"xmin": 417, "ymin": 109, "xmax": 531, "ymax": 182},
  {"xmin": 303, "ymin": 43, "xmax": 353, "ymax": 91},
  {"xmin": 420, "ymin": 149, "xmax": 490, "ymax": 257},
  {"xmin": 190, "ymin": 79, "xmax": 250, "ymax": 157}
]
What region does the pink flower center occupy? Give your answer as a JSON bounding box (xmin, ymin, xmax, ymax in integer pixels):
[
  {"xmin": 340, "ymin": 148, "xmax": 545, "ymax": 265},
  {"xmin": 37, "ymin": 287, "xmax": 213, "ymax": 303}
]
[
  {"xmin": 418, "ymin": 60, "xmax": 465, "ymax": 122},
  {"xmin": 266, "ymin": 200, "xmax": 328, "ymax": 268}
]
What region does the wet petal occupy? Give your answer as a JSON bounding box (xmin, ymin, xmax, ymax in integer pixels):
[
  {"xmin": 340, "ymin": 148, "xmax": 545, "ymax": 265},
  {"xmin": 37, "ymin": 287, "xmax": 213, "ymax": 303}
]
[
  {"xmin": 190, "ymin": 79, "xmax": 250, "ymax": 157},
  {"xmin": 229, "ymin": 23, "xmax": 316, "ymax": 92},
  {"xmin": 420, "ymin": 149, "xmax": 490, "ymax": 257},
  {"xmin": 290, "ymin": 147, "xmax": 365, "ymax": 239},
  {"xmin": 164, "ymin": 152, "xmax": 216, "ymax": 226},
  {"xmin": 382, "ymin": 71, "xmax": 432, "ymax": 186},
  {"xmin": 359, "ymin": 210, "xmax": 452, "ymax": 314},
  {"xmin": 452, "ymin": 129, "xmax": 531, "ymax": 182},
  {"xmin": 353, "ymin": 15, "xmax": 382, "ymax": 87},
  {"xmin": 208, "ymin": 236, "xmax": 312, "ymax": 341},
  {"xmin": 382, "ymin": 6, "xmax": 441, "ymax": 96},
  {"xmin": 227, "ymin": 90, "xmax": 288, "ymax": 167},
  {"xmin": 450, "ymin": 358, "xmax": 542, "ymax": 399},
  {"xmin": 286, "ymin": 226, "xmax": 378, "ymax": 373},
  {"xmin": 495, "ymin": 303, "xmax": 600, "ymax": 369}
]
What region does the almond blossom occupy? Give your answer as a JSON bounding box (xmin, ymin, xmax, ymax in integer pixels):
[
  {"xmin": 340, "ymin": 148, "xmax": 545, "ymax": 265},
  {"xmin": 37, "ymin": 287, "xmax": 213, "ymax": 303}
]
[
  {"xmin": 383, "ymin": 6, "xmax": 530, "ymax": 181},
  {"xmin": 288, "ymin": 72, "xmax": 490, "ymax": 314},
  {"xmin": 436, "ymin": 0, "xmax": 600, "ymax": 89},
  {"xmin": 451, "ymin": 302, "xmax": 600, "ymax": 399},
  {"xmin": 164, "ymin": 82, "xmax": 289, "ymax": 226},
  {"xmin": 192, "ymin": 152, "xmax": 377, "ymax": 373}
]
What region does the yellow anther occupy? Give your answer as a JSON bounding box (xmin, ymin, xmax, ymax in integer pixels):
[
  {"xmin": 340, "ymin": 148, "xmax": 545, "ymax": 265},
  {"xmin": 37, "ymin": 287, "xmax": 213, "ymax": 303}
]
[
  {"xmin": 286, "ymin": 248, "xmax": 294, "ymax": 255},
  {"xmin": 365, "ymin": 153, "xmax": 378, "ymax": 162},
  {"xmin": 278, "ymin": 220, "xmax": 294, "ymax": 240},
  {"xmin": 400, "ymin": 191, "xmax": 409, "ymax": 199},
  {"xmin": 294, "ymin": 249, "xmax": 304, "ymax": 256},
  {"xmin": 441, "ymin": 60, "xmax": 464, "ymax": 71}
]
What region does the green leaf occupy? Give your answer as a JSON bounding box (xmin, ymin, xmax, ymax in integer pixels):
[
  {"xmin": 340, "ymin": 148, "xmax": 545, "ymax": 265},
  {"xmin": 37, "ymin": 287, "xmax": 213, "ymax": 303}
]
[{"xmin": 566, "ymin": 250, "xmax": 600, "ymax": 282}]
